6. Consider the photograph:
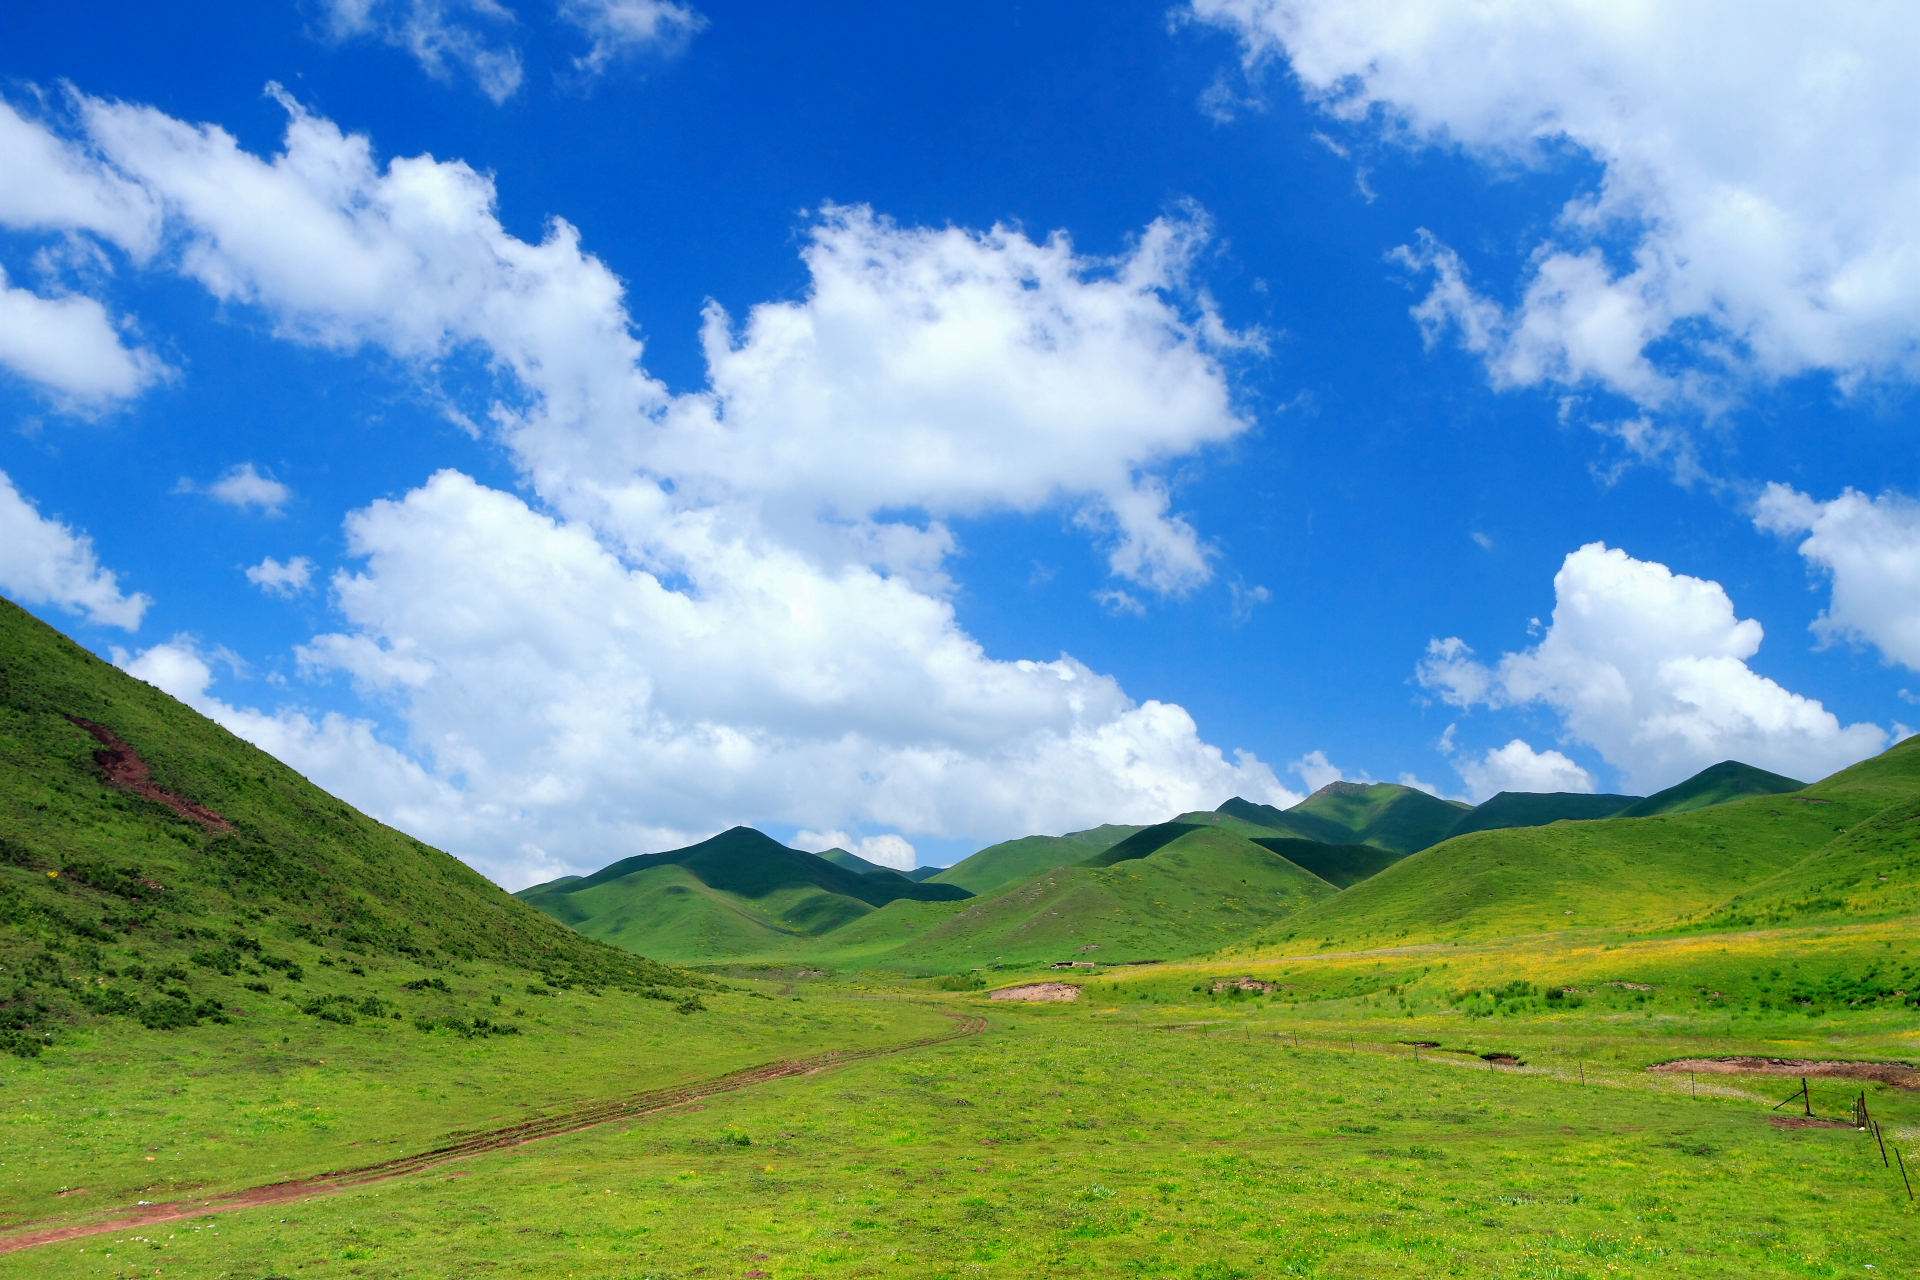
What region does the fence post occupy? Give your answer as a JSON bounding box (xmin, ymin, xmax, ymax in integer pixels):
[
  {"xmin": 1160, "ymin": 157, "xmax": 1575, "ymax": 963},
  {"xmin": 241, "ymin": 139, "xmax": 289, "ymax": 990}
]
[
  {"xmin": 1874, "ymin": 1120, "xmax": 1889, "ymax": 1167},
  {"xmin": 1802, "ymin": 1077, "xmax": 1811, "ymax": 1118},
  {"xmin": 1897, "ymin": 1146, "xmax": 1914, "ymax": 1202}
]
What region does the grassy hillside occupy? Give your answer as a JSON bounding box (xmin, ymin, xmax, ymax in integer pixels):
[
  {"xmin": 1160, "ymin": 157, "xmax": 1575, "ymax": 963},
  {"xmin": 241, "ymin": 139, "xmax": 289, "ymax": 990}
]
[
  {"xmin": 855, "ymin": 825, "xmax": 1335, "ymax": 968},
  {"xmin": 815, "ymin": 847, "xmax": 914, "ymax": 880},
  {"xmin": 1237, "ymin": 737, "xmax": 1919, "ymax": 951},
  {"xmin": 1288, "ymin": 781, "xmax": 1469, "ymax": 853},
  {"xmin": 516, "ymin": 828, "xmax": 968, "ymax": 963},
  {"xmin": 928, "ymin": 823, "xmax": 1139, "ymax": 896},
  {"xmin": 1442, "ymin": 791, "xmax": 1640, "ymax": 839},
  {"xmin": 1082, "ymin": 821, "xmax": 1203, "ymax": 867},
  {"xmin": 1248, "ymin": 836, "xmax": 1407, "ymax": 888},
  {"xmin": 0, "ymin": 598, "xmax": 684, "ymax": 1059},
  {"xmin": 1619, "ymin": 760, "xmax": 1805, "ymax": 816}
]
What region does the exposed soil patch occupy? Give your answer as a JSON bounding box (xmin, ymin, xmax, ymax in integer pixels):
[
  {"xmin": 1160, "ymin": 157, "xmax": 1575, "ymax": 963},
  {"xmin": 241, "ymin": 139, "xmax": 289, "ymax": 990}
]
[
  {"xmin": 1609, "ymin": 981, "xmax": 1654, "ymax": 992},
  {"xmin": 988, "ymin": 982, "xmax": 1080, "ymax": 1003},
  {"xmin": 0, "ymin": 1011, "xmax": 986, "ymax": 1256},
  {"xmin": 1480, "ymin": 1053, "xmax": 1524, "ymax": 1067},
  {"xmin": 1650, "ymin": 1057, "xmax": 1920, "ymax": 1089},
  {"xmin": 1769, "ymin": 1115, "xmax": 1855, "ymax": 1131},
  {"xmin": 65, "ymin": 717, "xmax": 232, "ymax": 833},
  {"xmin": 1400, "ymin": 1040, "xmax": 1440, "ymax": 1049},
  {"xmin": 1210, "ymin": 978, "xmax": 1275, "ymax": 994}
]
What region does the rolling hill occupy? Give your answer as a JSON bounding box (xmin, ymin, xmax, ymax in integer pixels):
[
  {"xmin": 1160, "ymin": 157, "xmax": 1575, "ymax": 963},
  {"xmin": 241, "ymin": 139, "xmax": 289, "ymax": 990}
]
[
  {"xmin": 809, "ymin": 825, "xmax": 1337, "ymax": 969},
  {"xmin": 517, "ymin": 829, "xmax": 970, "ymax": 963},
  {"xmin": 1287, "ymin": 781, "xmax": 1470, "ymax": 853},
  {"xmin": 1237, "ymin": 735, "xmax": 1920, "ymax": 952},
  {"xmin": 1247, "ymin": 836, "xmax": 1408, "ymax": 888},
  {"xmin": 0, "ymin": 597, "xmax": 685, "ymax": 1058},
  {"xmin": 815, "ymin": 847, "xmax": 914, "ymax": 880},
  {"xmin": 928, "ymin": 823, "xmax": 1141, "ymax": 896},
  {"xmin": 1442, "ymin": 791, "xmax": 1641, "ymax": 839},
  {"xmin": 1618, "ymin": 760, "xmax": 1805, "ymax": 816}
]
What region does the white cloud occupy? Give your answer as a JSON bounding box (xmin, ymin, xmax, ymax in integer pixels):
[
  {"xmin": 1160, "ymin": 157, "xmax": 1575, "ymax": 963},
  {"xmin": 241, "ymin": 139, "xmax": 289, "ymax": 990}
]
[
  {"xmin": 200, "ymin": 463, "xmax": 293, "ymax": 515},
  {"xmin": 0, "ymin": 265, "xmax": 164, "ymax": 405},
  {"xmin": 1289, "ymin": 748, "xmax": 1342, "ymax": 793},
  {"xmin": 1415, "ymin": 542, "xmax": 1889, "ymax": 791},
  {"xmin": 15, "ymin": 87, "xmax": 1288, "ymax": 887},
  {"xmin": 559, "ymin": 0, "xmax": 705, "ymax": 75},
  {"xmin": 244, "ymin": 555, "xmax": 314, "ymax": 597},
  {"xmin": 1754, "ymin": 484, "xmax": 1920, "ymax": 673},
  {"xmin": 1192, "ymin": 2, "xmax": 1920, "ymax": 407},
  {"xmin": 0, "ymin": 96, "xmax": 158, "ymax": 255},
  {"xmin": 1449, "ymin": 737, "xmax": 1595, "ymax": 801},
  {"xmin": 315, "ymin": 0, "xmax": 524, "ymax": 103},
  {"xmin": 791, "ymin": 829, "xmax": 918, "ymax": 872},
  {"xmin": 1093, "ymin": 588, "xmax": 1146, "ymax": 618},
  {"xmin": 0, "ymin": 470, "xmax": 149, "ymax": 629}
]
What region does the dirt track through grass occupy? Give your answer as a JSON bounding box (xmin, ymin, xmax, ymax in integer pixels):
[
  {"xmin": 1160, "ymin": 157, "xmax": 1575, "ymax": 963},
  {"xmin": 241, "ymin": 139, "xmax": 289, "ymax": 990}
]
[{"xmin": 0, "ymin": 1009, "xmax": 987, "ymax": 1256}]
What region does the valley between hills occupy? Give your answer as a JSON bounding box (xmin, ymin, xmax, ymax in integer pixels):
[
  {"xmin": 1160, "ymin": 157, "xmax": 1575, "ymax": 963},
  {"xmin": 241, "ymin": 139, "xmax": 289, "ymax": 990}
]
[{"xmin": 2, "ymin": 595, "xmax": 1917, "ymax": 1277}]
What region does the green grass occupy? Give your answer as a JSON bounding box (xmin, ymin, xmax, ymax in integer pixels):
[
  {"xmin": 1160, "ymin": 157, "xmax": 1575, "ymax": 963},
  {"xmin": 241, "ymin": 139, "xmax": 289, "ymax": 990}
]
[
  {"xmin": 1248, "ymin": 836, "xmax": 1407, "ymax": 888},
  {"xmin": 1441, "ymin": 790, "xmax": 1641, "ymax": 839},
  {"xmin": 12, "ymin": 983, "xmax": 1916, "ymax": 1278},
  {"xmin": 1288, "ymin": 782, "xmax": 1470, "ymax": 853},
  {"xmin": 515, "ymin": 828, "xmax": 969, "ymax": 963},
  {"xmin": 0, "ymin": 599, "xmax": 682, "ymax": 1062},
  {"xmin": 928, "ymin": 824, "xmax": 1141, "ymax": 896},
  {"xmin": 1620, "ymin": 760, "xmax": 1806, "ymax": 817},
  {"xmin": 814, "ymin": 847, "xmax": 914, "ymax": 880}
]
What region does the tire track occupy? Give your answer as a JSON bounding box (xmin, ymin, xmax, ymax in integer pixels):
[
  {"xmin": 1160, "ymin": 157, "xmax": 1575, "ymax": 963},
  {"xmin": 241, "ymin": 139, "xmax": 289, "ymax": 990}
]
[{"xmin": 0, "ymin": 1010, "xmax": 986, "ymax": 1256}]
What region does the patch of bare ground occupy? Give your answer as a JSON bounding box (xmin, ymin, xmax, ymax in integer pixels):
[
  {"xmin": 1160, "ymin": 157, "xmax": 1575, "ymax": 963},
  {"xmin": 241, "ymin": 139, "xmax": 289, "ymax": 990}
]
[
  {"xmin": 0, "ymin": 1011, "xmax": 985, "ymax": 1257},
  {"xmin": 1650, "ymin": 1057, "xmax": 1920, "ymax": 1089},
  {"xmin": 1769, "ymin": 1115, "xmax": 1855, "ymax": 1131},
  {"xmin": 64, "ymin": 716, "xmax": 232, "ymax": 833},
  {"xmin": 987, "ymin": 982, "xmax": 1081, "ymax": 1003}
]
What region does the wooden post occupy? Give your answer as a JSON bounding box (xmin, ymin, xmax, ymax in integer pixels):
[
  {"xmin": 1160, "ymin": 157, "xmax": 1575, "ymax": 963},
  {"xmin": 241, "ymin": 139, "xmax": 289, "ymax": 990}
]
[
  {"xmin": 1579, "ymin": 1060, "xmax": 1585, "ymax": 1086},
  {"xmin": 1873, "ymin": 1120, "xmax": 1889, "ymax": 1167},
  {"xmin": 1802, "ymin": 1077, "xmax": 1811, "ymax": 1118},
  {"xmin": 1897, "ymin": 1146, "xmax": 1914, "ymax": 1202}
]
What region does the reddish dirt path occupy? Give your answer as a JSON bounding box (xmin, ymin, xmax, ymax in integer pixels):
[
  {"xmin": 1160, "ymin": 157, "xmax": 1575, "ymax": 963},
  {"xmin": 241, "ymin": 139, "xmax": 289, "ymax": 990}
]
[
  {"xmin": 65, "ymin": 716, "xmax": 233, "ymax": 833},
  {"xmin": 0, "ymin": 1011, "xmax": 986, "ymax": 1257}
]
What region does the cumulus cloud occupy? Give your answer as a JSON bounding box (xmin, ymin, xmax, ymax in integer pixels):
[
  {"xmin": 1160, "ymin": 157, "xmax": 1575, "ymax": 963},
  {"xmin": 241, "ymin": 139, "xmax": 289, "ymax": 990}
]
[
  {"xmin": 1755, "ymin": 484, "xmax": 1920, "ymax": 673},
  {"xmin": 559, "ymin": 0, "xmax": 705, "ymax": 75},
  {"xmin": 0, "ymin": 266, "xmax": 165, "ymax": 405},
  {"xmin": 1415, "ymin": 543, "xmax": 1888, "ymax": 791},
  {"xmin": 791, "ymin": 829, "xmax": 918, "ymax": 872},
  {"xmin": 315, "ymin": 0, "xmax": 524, "ymax": 103},
  {"xmin": 244, "ymin": 555, "xmax": 314, "ymax": 597},
  {"xmin": 0, "ymin": 96, "xmax": 158, "ymax": 254},
  {"xmin": 1192, "ymin": 2, "xmax": 1920, "ymax": 408},
  {"xmin": 5, "ymin": 85, "xmax": 1289, "ymax": 886},
  {"xmin": 186, "ymin": 463, "xmax": 293, "ymax": 516},
  {"xmin": 1448, "ymin": 737, "xmax": 1595, "ymax": 801},
  {"xmin": 0, "ymin": 470, "xmax": 149, "ymax": 629}
]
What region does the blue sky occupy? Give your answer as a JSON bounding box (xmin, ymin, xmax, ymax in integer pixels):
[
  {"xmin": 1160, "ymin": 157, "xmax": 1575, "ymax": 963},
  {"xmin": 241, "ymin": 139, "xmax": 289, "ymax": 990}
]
[{"xmin": 2, "ymin": 2, "xmax": 1916, "ymax": 882}]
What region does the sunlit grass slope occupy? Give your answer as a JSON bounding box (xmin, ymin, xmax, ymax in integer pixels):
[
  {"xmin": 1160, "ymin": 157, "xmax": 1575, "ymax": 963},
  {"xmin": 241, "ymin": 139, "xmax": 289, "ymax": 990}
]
[
  {"xmin": 1238, "ymin": 736, "xmax": 1919, "ymax": 951},
  {"xmin": 1619, "ymin": 759, "xmax": 1806, "ymax": 816},
  {"xmin": 927, "ymin": 823, "xmax": 1140, "ymax": 896},
  {"xmin": 516, "ymin": 828, "xmax": 969, "ymax": 964},
  {"xmin": 0, "ymin": 597, "xmax": 684, "ymax": 1061},
  {"xmin": 1287, "ymin": 781, "xmax": 1470, "ymax": 853}
]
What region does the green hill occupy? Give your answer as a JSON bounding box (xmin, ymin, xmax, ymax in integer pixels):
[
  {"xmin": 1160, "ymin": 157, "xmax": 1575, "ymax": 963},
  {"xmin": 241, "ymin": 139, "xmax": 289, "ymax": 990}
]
[
  {"xmin": 1286, "ymin": 781, "xmax": 1471, "ymax": 853},
  {"xmin": 928, "ymin": 823, "xmax": 1140, "ymax": 896},
  {"xmin": 0, "ymin": 597, "xmax": 685, "ymax": 1058},
  {"xmin": 1618, "ymin": 760, "xmax": 1805, "ymax": 816},
  {"xmin": 517, "ymin": 828, "xmax": 969, "ymax": 963},
  {"xmin": 1247, "ymin": 836, "xmax": 1408, "ymax": 888},
  {"xmin": 902, "ymin": 866, "xmax": 946, "ymax": 882},
  {"xmin": 1082, "ymin": 821, "xmax": 1204, "ymax": 867},
  {"xmin": 834, "ymin": 825, "xmax": 1336, "ymax": 969},
  {"xmin": 1239, "ymin": 738, "xmax": 1918, "ymax": 952},
  {"xmin": 815, "ymin": 847, "xmax": 914, "ymax": 881},
  {"xmin": 1443, "ymin": 791, "xmax": 1641, "ymax": 839}
]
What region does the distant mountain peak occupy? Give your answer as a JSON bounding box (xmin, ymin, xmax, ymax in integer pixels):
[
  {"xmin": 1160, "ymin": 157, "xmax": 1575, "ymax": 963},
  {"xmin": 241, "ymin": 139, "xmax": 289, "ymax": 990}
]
[{"xmin": 1302, "ymin": 780, "xmax": 1380, "ymax": 804}]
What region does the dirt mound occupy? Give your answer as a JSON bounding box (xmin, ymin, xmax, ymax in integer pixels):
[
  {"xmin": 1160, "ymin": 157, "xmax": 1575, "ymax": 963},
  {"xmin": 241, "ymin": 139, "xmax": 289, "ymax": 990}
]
[
  {"xmin": 65, "ymin": 717, "xmax": 232, "ymax": 833},
  {"xmin": 1210, "ymin": 978, "xmax": 1275, "ymax": 994},
  {"xmin": 1480, "ymin": 1052, "xmax": 1524, "ymax": 1067},
  {"xmin": 1769, "ymin": 1115, "xmax": 1854, "ymax": 1130},
  {"xmin": 1650, "ymin": 1057, "xmax": 1920, "ymax": 1089},
  {"xmin": 988, "ymin": 982, "xmax": 1081, "ymax": 1003}
]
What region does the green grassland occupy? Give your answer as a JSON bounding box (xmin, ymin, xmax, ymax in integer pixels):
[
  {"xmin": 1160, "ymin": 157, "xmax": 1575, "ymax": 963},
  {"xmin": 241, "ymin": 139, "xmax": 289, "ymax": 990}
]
[
  {"xmin": 1440, "ymin": 790, "xmax": 1640, "ymax": 839},
  {"xmin": 1620, "ymin": 760, "xmax": 1806, "ymax": 817},
  {"xmin": 1286, "ymin": 781, "xmax": 1469, "ymax": 853},
  {"xmin": 815, "ymin": 848, "xmax": 915, "ymax": 880},
  {"xmin": 514, "ymin": 828, "xmax": 968, "ymax": 964},
  {"xmin": 927, "ymin": 823, "xmax": 1141, "ymax": 896}
]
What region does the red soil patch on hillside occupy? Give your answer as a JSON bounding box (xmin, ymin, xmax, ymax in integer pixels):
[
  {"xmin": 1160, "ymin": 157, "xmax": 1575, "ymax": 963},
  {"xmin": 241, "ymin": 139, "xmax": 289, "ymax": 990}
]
[{"xmin": 65, "ymin": 717, "xmax": 232, "ymax": 833}]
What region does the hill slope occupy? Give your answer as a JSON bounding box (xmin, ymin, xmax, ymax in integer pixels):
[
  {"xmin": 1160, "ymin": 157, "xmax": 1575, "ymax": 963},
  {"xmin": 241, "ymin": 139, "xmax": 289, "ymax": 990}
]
[
  {"xmin": 1247, "ymin": 836, "xmax": 1408, "ymax": 889},
  {"xmin": 1238, "ymin": 738, "xmax": 1919, "ymax": 952},
  {"xmin": 517, "ymin": 828, "xmax": 969, "ymax": 963},
  {"xmin": 856, "ymin": 826, "xmax": 1336, "ymax": 968},
  {"xmin": 928, "ymin": 823, "xmax": 1140, "ymax": 896},
  {"xmin": 0, "ymin": 597, "xmax": 682, "ymax": 1058},
  {"xmin": 1442, "ymin": 791, "xmax": 1641, "ymax": 839},
  {"xmin": 1287, "ymin": 782, "xmax": 1470, "ymax": 853},
  {"xmin": 1619, "ymin": 760, "xmax": 1805, "ymax": 817},
  {"xmin": 815, "ymin": 847, "xmax": 914, "ymax": 881}
]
